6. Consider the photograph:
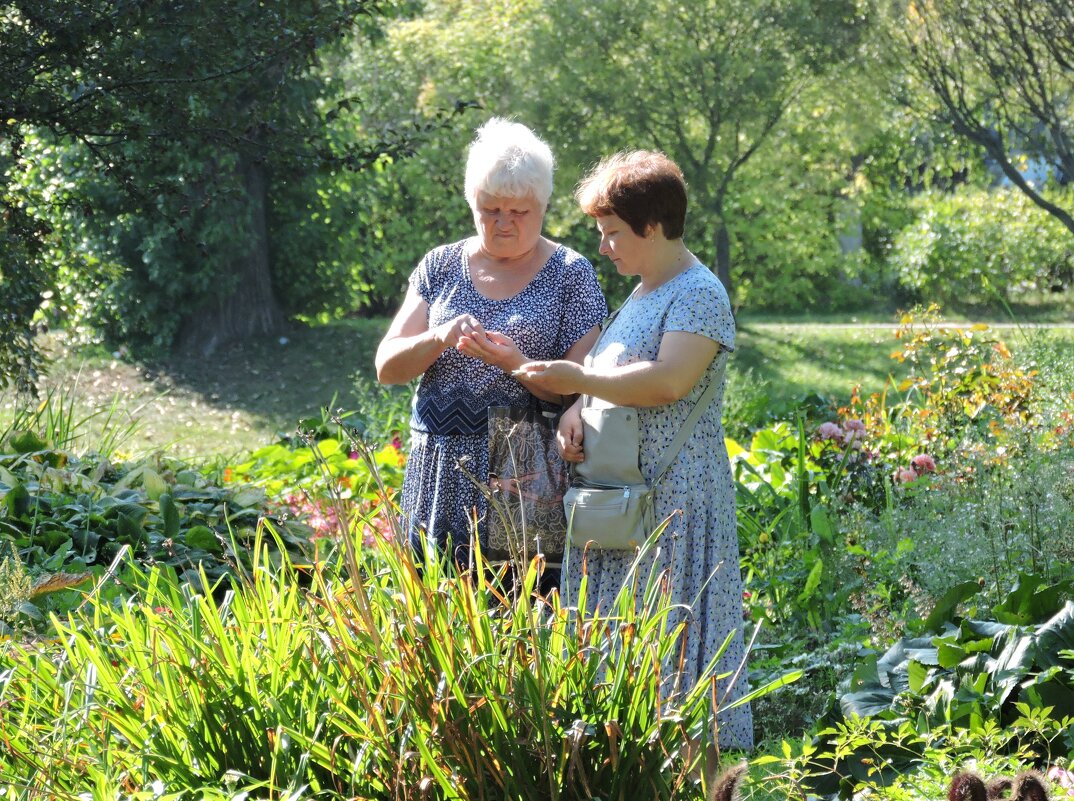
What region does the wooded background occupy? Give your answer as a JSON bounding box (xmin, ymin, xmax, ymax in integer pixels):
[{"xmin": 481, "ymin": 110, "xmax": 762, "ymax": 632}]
[{"xmin": 2, "ymin": 0, "xmax": 1072, "ymax": 387}]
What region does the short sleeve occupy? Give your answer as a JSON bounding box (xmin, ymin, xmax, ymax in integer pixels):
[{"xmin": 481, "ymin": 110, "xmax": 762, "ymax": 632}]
[
  {"xmin": 407, "ymin": 245, "xmax": 450, "ymax": 305},
  {"xmin": 557, "ymin": 253, "xmax": 608, "ymax": 356},
  {"xmin": 664, "ymin": 269, "xmax": 736, "ymax": 352}
]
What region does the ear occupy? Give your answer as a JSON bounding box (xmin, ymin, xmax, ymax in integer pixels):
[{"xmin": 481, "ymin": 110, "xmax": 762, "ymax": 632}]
[
  {"xmin": 708, "ymin": 762, "xmax": 747, "ymax": 801},
  {"xmin": 987, "ymin": 776, "xmax": 1013, "ymax": 801}
]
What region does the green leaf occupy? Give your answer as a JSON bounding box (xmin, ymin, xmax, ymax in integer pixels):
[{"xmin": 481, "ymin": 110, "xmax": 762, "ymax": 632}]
[
  {"xmin": 115, "ymin": 512, "xmax": 145, "ymax": 544},
  {"xmin": 230, "ymin": 488, "xmax": 266, "ymax": 508},
  {"xmin": 158, "ymin": 493, "xmax": 180, "ymax": 540},
  {"xmin": 142, "ymin": 468, "xmax": 168, "ymax": 501},
  {"xmin": 7, "ymin": 430, "xmax": 47, "ymax": 453},
  {"xmin": 907, "ymin": 660, "xmax": 929, "ymax": 693},
  {"xmin": 992, "ymin": 574, "xmax": 1074, "ymax": 625},
  {"xmin": 809, "ymin": 504, "xmax": 835, "ymax": 545},
  {"xmin": 184, "ymin": 525, "xmax": 220, "ymax": 553},
  {"xmin": 797, "ymin": 558, "xmax": 824, "ymax": 604},
  {"xmin": 3, "ymin": 480, "xmax": 31, "ymax": 518},
  {"xmin": 922, "ymin": 580, "xmax": 981, "ymax": 632}
]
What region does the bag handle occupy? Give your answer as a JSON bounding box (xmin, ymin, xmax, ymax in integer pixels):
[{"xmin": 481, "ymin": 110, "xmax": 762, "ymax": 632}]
[{"xmin": 581, "ymin": 286, "xmax": 640, "ymax": 413}]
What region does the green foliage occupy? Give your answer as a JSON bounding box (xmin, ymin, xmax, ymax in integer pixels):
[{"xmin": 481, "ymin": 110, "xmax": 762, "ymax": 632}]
[
  {"xmin": 0, "ymin": 445, "xmax": 798, "ymax": 797},
  {"xmin": 0, "ymin": 174, "xmax": 50, "ymax": 390},
  {"xmin": 0, "ymin": 396, "xmax": 322, "ymax": 629},
  {"xmin": 759, "ymin": 710, "xmax": 1064, "ymax": 801},
  {"xmin": 2, "ymin": 0, "xmax": 461, "ymax": 357},
  {"xmin": 891, "ymin": 188, "xmax": 1074, "ymax": 304},
  {"xmin": 888, "ymin": 0, "xmax": 1074, "ymax": 237},
  {"xmin": 0, "ymin": 544, "xmax": 31, "ymax": 623},
  {"xmin": 0, "ymin": 549, "xmax": 328, "ymax": 795},
  {"xmin": 533, "ymin": 0, "xmax": 869, "ymax": 293},
  {"xmin": 803, "ymin": 576, "xmax": 1074, "ymax": 794}
]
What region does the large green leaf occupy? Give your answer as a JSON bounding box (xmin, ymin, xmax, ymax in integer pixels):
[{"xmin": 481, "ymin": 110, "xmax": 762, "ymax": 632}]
[
  {"xmin": 993, "ymin": 574, "xmax": 1074, "ymax": 625},
  {"xmin": 1034, "ymin": 601, "xmax": 1074, "ymax": 671},
  {"xmin": 922, "ymin": 580, "xmax": 980, "ymax": 632},
  {"xmin": 840, "ymin": 687, "xmax": 899, "ymax": 719}
]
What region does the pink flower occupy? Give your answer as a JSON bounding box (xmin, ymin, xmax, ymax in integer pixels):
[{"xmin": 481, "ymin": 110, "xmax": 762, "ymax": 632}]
[
  {"xmin": 911, "ymin": 454, "xmax": 936, "ymax": 474},
  {"xmin": 895, "ymin": 468, "xmax": 918, "ymax": 484},
  {"xmin": 348, "ymin": 450, "xmax": 360, "ymax": 461},
  {"xmin": 391, "ymin": 435, "xmax": 404, "ymax": 451},
  {"xmin": 843, "ymin": 419, "xmax": 866, "ymax": 433},
  {"xmin": 842, "ymin": 429, "xmax": 865, "ymax": 448},
  {"xmin": 818, "ymin": 422, "xmax": 844, "ymax": 441},
  {"xmin": 1048, "ymin": 766, "xmax": 1074, "ymax": 789}
]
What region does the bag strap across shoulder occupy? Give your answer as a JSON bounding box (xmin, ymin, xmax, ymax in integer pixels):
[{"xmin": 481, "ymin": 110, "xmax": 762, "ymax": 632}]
[
  {"xmin": 582, "ymin": 287, "xmax": 639, "ymax": 414},
  {"xmin": 649, "ymin": 374, "xmax": 719, "ymax": 489}
]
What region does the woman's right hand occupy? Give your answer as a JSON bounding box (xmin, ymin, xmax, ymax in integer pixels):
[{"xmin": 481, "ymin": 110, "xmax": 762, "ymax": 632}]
[
  {"xmin": 435, "ymin": 314, "xmax": 485, "ymax": 349},
  {"xmin": 557, "ymin": 400, "xmax": 585, "ymax": 463}
]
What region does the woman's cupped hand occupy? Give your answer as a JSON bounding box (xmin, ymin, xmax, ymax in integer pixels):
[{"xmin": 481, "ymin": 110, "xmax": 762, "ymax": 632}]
[
  {"xmin": 455, "ymin": 320, "xmax": 524, "ymax": 370},
  {"xmin": 556, "ymin": 400, "xmax": 584, "ymax": 462}
]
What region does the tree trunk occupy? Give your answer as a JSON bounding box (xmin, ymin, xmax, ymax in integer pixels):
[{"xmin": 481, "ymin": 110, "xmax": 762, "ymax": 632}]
[
  {"xmin": 178, "ymin": 153, "xmax": 283, "ymax": 356},
  {"xmin": 714, "ymin": 219, "xmax": 733, "ymax": 301}
]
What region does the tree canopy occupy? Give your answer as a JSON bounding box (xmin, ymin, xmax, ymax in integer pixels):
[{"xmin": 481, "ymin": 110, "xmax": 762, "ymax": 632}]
[
  {"xmin": 892, "ymin": 0, "xmax": 1074, "ymax": 232},
  {"xmin": 0, "ymin": 0, "xmax": 459, "ymax": 382}
]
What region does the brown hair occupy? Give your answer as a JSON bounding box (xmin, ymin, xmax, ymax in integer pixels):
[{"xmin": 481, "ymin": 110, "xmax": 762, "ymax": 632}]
[{"xmin": 575, "ymin": 151, "xmax": 687, "ymax": 239}]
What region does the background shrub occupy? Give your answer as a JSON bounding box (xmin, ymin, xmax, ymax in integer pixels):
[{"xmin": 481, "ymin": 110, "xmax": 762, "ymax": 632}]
[{"xmin": 890, "ymin": 187, "xmax": 1074, "ymax": 305}]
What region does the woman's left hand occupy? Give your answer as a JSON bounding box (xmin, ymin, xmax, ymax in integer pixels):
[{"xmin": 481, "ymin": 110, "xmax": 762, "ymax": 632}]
[
  {"xmin": 512, "ymin": 360, "xmax": 585, "ymax": 395},
  {"xmin": 456, "ymin": 327, "xmax": 524, "ymax": 370}
]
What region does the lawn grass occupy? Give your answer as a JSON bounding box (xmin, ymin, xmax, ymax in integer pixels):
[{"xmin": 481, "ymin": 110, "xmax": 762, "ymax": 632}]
[{"xmin": 5, "ymin": 316, "xmax": 1071, "ymax": 460}]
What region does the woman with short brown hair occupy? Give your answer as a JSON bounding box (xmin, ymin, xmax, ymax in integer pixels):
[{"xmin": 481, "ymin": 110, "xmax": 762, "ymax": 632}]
[{"xmin": 517, "ymin": 150, "xmax": 753, "ymax": 752}]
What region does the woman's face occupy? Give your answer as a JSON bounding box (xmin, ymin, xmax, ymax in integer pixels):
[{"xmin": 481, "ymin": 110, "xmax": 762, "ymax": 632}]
[
  {"xmin": 595, "ymin": 213, "xmax": 651, "ymax": 276},
  {"xmin": 473, "ymin": 191, "xmax": 545, "ymax": 259}
]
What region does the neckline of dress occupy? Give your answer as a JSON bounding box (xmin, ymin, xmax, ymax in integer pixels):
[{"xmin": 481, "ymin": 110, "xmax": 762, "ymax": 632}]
[{"xmin": 461, "ymin": 239, "xmax": 562, "ymax": 303}]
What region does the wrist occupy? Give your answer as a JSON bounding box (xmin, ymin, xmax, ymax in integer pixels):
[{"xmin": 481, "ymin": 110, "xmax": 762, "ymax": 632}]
[
  {"xmin": 431, "ymin": 326, "xmax": 451, "ymax": 351},
  {"xmin": 500, "ymin": 353, "xmax": 525, "ymax": 372}
]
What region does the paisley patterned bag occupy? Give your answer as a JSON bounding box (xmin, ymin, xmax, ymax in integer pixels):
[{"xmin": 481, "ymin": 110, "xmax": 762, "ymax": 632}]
[{"xmin": 486, "ymin": 405, "xmax": 569, "ymax": 565}]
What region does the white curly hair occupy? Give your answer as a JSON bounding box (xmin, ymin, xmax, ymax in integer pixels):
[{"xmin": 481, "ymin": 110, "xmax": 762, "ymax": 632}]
[{"xmin": 464, "ymin": 117, "xmax": 555, "ymax": 211}]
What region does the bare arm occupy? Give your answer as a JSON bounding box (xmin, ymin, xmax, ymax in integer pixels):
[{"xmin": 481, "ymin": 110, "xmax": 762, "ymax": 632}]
[
  {"xmin": 375, "ymin": 285, "xmax": 483, "ymax": 385},
  {"xmin": 514, "ymin": 331, "xmax": 720, "ymax": 407}
]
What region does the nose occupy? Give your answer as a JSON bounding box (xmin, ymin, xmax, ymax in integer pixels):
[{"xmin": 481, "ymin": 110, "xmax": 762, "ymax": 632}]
[{"xmin": 598, "ymin": 235, "xmax": 610, "ymax": 256}]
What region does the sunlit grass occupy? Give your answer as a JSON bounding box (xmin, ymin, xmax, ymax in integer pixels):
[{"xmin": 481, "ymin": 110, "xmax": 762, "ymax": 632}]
[{"xmin": 6, "ymin": 317, "xmax": 1071, "ymax": 457}]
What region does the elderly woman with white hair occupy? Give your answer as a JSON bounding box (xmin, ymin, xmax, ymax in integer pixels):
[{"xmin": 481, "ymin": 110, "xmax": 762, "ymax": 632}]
[{"xmin": 376, "ymin": 118, "xmax": 606, "ymax": 567}]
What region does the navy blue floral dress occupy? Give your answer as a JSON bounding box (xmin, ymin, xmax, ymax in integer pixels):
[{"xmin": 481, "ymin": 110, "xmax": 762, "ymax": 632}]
[{"xmin": 402, "ymin": 239, "xmax": 607, "ymax": 564}]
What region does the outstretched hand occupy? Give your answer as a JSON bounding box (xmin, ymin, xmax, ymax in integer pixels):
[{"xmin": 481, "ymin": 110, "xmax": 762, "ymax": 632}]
[{"xmin": 511, "ymin": 360, "xmax": 585, "ymax": 395}]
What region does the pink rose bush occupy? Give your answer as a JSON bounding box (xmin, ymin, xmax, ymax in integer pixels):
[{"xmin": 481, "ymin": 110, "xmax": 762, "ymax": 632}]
[
  {"xmin": 815, "ymin": 419, "xmax": 867, "ymax": 449},
  {"xmin": 911, "ymin": 453, "xmax": 936, "ymax": 474},
  {"xmin": 895, "ymin": 468, "xmax": 918, "ymax": 485},
  {"xmin": 811, "ymin": 414, "xmax": 943, "ymax": 505},
  {"xmin": 818, "ymin": 421, "xmax": 844, "ymax": 442}
]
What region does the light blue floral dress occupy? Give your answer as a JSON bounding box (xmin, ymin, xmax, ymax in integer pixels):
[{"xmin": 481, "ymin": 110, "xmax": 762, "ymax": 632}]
[{"xmin": 561, "ymin": 263, "xmax": 753, "ymax": 751}]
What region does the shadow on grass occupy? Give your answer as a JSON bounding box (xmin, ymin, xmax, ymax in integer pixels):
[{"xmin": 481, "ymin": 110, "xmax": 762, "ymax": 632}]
[
  {"xmin": 732, "ymin": 323, "xmax": 902, "ymax": 414},
  {"xmin": 29, "ymin": 318, "xmax": 404, "ymax": 459}
]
